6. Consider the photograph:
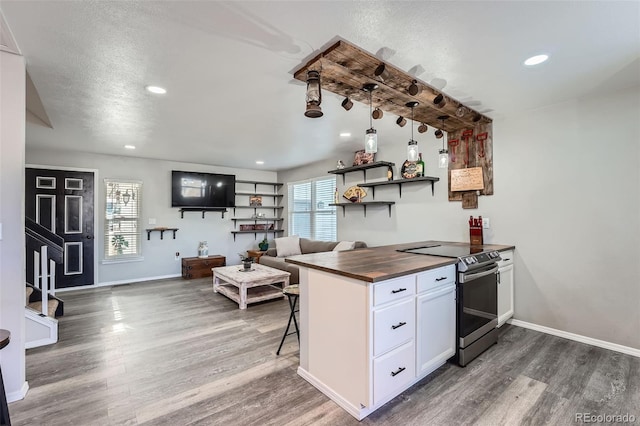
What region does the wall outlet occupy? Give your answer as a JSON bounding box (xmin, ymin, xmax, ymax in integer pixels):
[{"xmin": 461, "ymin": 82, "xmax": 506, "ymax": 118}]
[
  {"xmin": 483, "ymin": 217, "xmax": 490, "ymax": 229},
  {"xmin": 175, "ymin": 251, "xmax": 180, "ymax": 260},
  {"xmin": 149, "ymin": 218, "xmax": 157, "ymax": 225}
]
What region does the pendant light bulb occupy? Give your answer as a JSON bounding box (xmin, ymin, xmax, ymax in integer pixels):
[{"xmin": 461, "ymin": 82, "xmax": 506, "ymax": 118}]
[
  {"xmin": 406, "ymin": 101, "xmax": 419, "ymax": 161},
  {"xmin": 363, "ymin": 84, "xmax": 378, "ymax": 154},
  {"xmin": 437, "ymin": 117, "xmax": 448, "ymax": 168}
]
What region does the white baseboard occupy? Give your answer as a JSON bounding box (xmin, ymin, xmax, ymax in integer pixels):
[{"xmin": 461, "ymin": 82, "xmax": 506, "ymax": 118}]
[
  {"xmin": 7, "ymin": 381, "xmax": 29, "ymax": 403},
  {"xmin": 55, "ymin": 274, "xmax": 182, "ymax": 293},
  {"xmin": 508, "ymin": 319, "xmax": 640, "ymax": 358}
]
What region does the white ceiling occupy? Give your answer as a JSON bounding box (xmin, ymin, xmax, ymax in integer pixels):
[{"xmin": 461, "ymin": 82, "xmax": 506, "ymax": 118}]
[{"xmin": 1, "ymin": 1, "xmax": 639, "ymax": 171}]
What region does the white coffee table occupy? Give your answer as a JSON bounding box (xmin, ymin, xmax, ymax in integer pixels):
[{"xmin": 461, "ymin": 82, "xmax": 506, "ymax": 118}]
[{"xmin": 212, "ymin": 264, "xmax": 290, "ymax": 309}]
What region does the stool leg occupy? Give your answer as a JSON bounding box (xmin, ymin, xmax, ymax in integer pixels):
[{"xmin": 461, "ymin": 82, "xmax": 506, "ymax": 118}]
[
  {"xmin": 290, "ymin": 295, "xmax": 300, "ymax": 343},
  {"xmin": 276, "ymin": 294, "xmax": 298, "ymax": 355},
  {"xmin": 0, "ymin": 366, "xmax": 11, "ymax": 426}
]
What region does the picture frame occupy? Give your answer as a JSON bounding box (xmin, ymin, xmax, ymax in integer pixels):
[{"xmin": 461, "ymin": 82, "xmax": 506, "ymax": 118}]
[
  {"xmin": 353, "ymin": 149, "xmax": 375, "ymax": 166},
  {"xmin": 249, "ymin": 195, "xmax": 262, "ymax": 207}
]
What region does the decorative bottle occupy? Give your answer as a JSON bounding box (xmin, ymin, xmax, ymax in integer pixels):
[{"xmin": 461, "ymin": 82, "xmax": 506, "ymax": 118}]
[
  {"xmin": 198, "ymin": 241, "xmax": 209, "ymax": 258},
  {"xmin": 416, "ymin": 153, "xmax": 425, "ymax": 177},
  {"xmin": 334, "ymin": 187, "xmax": 339, "ymax": 204}
]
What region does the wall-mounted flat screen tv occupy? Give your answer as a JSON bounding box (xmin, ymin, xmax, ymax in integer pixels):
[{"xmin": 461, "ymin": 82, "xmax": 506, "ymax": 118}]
[{"xmin": 171, "ymin": 170, "xmax": 236, "ymax": 208}]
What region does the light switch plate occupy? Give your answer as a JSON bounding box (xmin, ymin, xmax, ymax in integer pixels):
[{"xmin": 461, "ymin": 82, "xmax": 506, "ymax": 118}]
[
  {"xmin": 148, "ymin": 218, "xmax": 156, "ymax": 225},
  {"xmin": 483, "ymin": 217, "xmax": 490, "ymax": 229}
]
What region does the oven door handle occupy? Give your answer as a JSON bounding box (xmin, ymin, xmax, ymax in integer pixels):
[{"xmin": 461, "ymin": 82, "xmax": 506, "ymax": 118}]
[{"xmin": 459, "ymin": 264, "xmax": 499, "ymax": 283}]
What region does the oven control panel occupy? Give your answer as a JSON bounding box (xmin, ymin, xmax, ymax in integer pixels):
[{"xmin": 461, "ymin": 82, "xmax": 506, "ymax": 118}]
[{"xmin": 458, "ymin": 251, "xmax": 501, "ymax": 272}]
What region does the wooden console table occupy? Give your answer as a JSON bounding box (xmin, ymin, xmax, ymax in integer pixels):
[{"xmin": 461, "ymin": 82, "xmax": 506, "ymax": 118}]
[{"xmin": 212, "ymin": 264, "xmax": 290, "ymax": 309}]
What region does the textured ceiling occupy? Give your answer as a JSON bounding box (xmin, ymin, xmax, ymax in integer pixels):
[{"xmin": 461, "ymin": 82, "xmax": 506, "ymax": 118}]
[{"xmin": 1, "ymin": 1, "xmax": 639, "ymax": 171}]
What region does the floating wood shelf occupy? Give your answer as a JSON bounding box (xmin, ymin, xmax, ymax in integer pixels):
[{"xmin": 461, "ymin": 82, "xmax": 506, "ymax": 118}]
[
  {"xmin": 231, "ymin": 229, "xmax": 284, "ymax": 241},
  {"xmin": 328, "ymin": 161, "xmax": 395, "ymax": 184},
  {"xmin": 358, "ymin": 176, "xmax": 440, "ymax": 197},
  {"xmin": 235, "ymin": 192, "xmax": 284, "ymax": 197},
  {"xmin": 179, "ymin": 208, "xmax": 228, "ymax": 219},
  {"xmin": 145, "ymin": 228, "xmax": 178, "ymax": 240},
  {"xmin": 329, "ymin": 201, "xmax": 395, "ymax": 218},
  {"xmin": 294, "ymin": 39, "xmax": 491, "ymax": 132}
]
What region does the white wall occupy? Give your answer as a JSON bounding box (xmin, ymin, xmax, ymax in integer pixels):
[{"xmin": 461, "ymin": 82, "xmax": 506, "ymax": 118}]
[
  {"xmin": 25, "ymin": 148, "xmax": 279, "ymax": 284},
  {"xmin": 0, "ymin": 50, "xmax": 28, "ymax": 401},
  {"xmin": 278, "ymin": 86, "xmax": 640, "ymax": 350}
]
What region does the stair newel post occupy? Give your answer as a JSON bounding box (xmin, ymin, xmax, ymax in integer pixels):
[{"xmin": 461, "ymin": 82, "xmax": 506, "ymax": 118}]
[
  {"xmin": 33, "ymin": 250, "xmax": 40, "ymax": 289},
  {"xmin": 40, "ymin": 245, "xmax": 48, "ymax": 316},
  {"xmin": 50, "ymin": 258, "xmax": 56, "ymax": 295}
]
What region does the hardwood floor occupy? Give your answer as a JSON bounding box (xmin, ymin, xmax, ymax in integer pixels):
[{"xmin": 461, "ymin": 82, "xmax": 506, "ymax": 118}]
[{"xmin": 9, "ymin": 277, "xmax": 640, "ymax": 425}]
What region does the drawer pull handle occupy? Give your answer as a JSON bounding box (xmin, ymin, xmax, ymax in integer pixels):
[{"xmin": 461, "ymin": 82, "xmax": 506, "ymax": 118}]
[
  {"xmin": 391, "ymin": 322, "xmax": 407, "ymax": 330},
  {"xmin": 435, "ymin": 277, "xmax": 447, "ymax": 281},
  {"xmin": 390, "ymin": 367, "xmax": 406, "ymax": 377},
  {"xmin": 391, "ymin": 288, "xmax": 407, "ymax": 294},
  {"xmin": 503, "ymin": 258, "xmax": 511, "ymax": 261}
]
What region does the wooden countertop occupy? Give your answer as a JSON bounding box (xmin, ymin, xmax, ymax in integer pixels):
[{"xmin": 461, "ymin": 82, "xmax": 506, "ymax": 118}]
[{"xmin": 286, "ymin": 240, "xmax": 515, "ymax": 283}]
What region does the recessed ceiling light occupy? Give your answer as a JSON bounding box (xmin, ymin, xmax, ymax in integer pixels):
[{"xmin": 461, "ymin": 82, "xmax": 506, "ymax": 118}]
[
  {"xmin": 124, "ymin": 145, "xmax": 136, "ymax": 150},
  {"xmin": 524, "ymin": 54, "xmax": 549, "ymax": 66},
  {"xmin": 145, "ymin": 85, "xmax": 167, "ymax": 94},
  {"xmin": 339, "ymin": 132, "xmax": 351, "ymax": 137},
  {"xmin": 255, "ymin": 160, "xmax": 264, "ymax": 165}
]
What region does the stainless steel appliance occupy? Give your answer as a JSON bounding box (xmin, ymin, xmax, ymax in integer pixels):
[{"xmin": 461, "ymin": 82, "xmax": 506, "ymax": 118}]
[{"xmin": 398, "ymin": 244, "xmax": 501, "ymax": 366}]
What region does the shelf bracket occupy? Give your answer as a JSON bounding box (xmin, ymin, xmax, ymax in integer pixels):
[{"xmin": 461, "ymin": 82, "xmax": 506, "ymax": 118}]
[
  {"xmin": 430, "ymin": 181, "xmax": 435, "ymax": 196},
  {"xmin": 388, "ymin": 204, "xmax": 392, "ymax": 217},
  {"xmin": 370, "ymin": 186, "xmax": 376, "ymax": 200},
  {"xmin": 363, "ymin": 205, "xmax": 367, "ymax": 217},
  {"xmin": 342, "ymin": 174, "xmax": 345, "ymax": 185},
  {"xmin": 399, "ymin": 183, "xmax": 403, "ymax": 198},
  {"xmin": 362, "ymin": 170, "xmax": 367, "ymax": 182}
]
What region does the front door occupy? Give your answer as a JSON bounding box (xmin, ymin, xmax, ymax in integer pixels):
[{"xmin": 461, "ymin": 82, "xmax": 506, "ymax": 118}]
[{"xmin": 25, "ymin": 167, "xmax": 95, "ymax": 289}]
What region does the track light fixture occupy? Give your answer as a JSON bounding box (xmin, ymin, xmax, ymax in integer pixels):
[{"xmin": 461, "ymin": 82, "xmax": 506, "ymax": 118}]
[
  {"xmin": 433, "ymin": 93, "xmax": 446, "ymax": 108},
  {"xmin": 456, "ymin": 106, "xmax": 466, "ymax": 118},
  {"xmin": 418, "ymin": 123, "xmax": 428, "ymax": 134},
  {"xmin": 363, "ymin": 83, "xmax": 379, "ymax": 154},
  {"xmin": 396, "ymin": 116, "xmax": 407, "ymax": 127},
  {"xmin": 304, "ymin": 70, "xmax": 323, "ymax": 118},
  {"xmin": 372, "ymin": 107, "xmax": 383, "ymax": 120},
  {"xmin": 406, "ymin": 101, "xmax": 419, "ymax": 162},
  {"xmin": 374, "ymin": 63, "xmax": 390, "ymax": 82},
  {"xmin": 341, "ymin": 97, "xmax": 353, "ymax": 111},
  {"xmin": 407, "ymin": 79, "xmax": 421, "ymax": 96}
]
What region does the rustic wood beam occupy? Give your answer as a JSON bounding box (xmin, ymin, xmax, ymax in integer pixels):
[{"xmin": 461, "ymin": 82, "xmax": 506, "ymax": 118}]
[{"xmin": 293, "ymin": 39, "xmax": 491, "ymax": 132}]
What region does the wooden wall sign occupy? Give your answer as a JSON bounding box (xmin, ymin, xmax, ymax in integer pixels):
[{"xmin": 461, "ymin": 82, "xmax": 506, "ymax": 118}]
[
  {"xmin": 448, "ymin": 122, "xmax": 494, "ymax": 205},
  {"xmin": 451, "ymin": 167, "xmax": 484, "ymax": 191}
]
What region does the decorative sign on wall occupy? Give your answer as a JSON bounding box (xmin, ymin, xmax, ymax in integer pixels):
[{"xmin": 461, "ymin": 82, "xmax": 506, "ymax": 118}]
[
  {"xmin": 451, "ymin": 167, "xmax": 484, "ymax": 191},
  {"xmin": 447, "ymin": 122, "xmax": 494, "ymax": 208}
]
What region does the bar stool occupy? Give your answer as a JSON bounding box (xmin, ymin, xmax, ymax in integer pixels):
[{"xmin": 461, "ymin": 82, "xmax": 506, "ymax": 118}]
[{"xmin": 276, "ymin": 284, "xmax": 299, "ymax": 355}]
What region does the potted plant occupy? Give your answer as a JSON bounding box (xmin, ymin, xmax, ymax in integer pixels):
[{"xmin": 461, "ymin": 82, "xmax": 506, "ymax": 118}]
[
  {"xmin": 238, "ymin": 253, "xmax": 254, "ymax": 271},
  {"xmin": 111, "ymin": 235, "xmax": 129, "ymax": 255},
  {"xmin": 258, "ymin": 235, "xmax": 269, "ymax": 252}
]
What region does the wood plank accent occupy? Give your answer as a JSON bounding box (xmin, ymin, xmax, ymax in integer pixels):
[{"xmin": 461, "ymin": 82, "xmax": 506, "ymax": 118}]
[
  {"xmin": 451, "ymin": 167, "xmax": 484, "ymax": 191},
  {"xmin": 448, "ymin": 121, "xmax": 494, "ymax": 202},
  {"xmin": 286, "ymin": 241, "xmax": 515, "ymax": 283},
  {"xmin": 293, "ymin": 39, "xmax": 491, "ymax": 132}
]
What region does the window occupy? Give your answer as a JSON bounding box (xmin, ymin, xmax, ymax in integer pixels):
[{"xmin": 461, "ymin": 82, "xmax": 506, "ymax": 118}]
[
  {"xmin": 104, "ymin": 179, "xmax": 142, "ymax": 261},
  {"xmin": 288, "ymin": 176, "xmax": 336, "ymax": 241}
]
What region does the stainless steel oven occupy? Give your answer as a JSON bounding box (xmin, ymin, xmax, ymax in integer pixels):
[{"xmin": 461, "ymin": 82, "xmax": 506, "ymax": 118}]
[
  {"xmin": 457, "ymin": 262, "xmax": 499, "ymax": 366},
  {"xmin": 399, "ymin": 244, "xmax": 501, "ymax": 366}
]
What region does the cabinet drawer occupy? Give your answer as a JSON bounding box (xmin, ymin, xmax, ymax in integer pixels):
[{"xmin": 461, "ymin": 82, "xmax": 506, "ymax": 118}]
[
  {"xmin": 373, "ymin": 276, "xmax": 415, "ymax": 306},
  {"xmin": 373, "ymin": 298, "xmax": 415, "ymax": 357},
  {"xmin": 373, "ymin": 340, "xmax": 415, "ymax": 406},
  {"xmin": 497, "ymin": 250, "xmax": 514, "ymax": 268},
  {"xmin": 417, "ymin": 264, "xmax": 455, "ymax": 293}
]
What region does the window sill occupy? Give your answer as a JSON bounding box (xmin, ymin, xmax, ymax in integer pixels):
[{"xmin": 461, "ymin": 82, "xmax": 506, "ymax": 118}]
[{"xmin": 102, "ymin": 256, "xmax": 145, "ymax": 265}]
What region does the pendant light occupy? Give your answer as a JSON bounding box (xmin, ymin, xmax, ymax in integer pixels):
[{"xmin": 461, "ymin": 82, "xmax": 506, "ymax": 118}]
[
  {"xmin": 304, "ymin": 70, "xmax": 323, "ymax": 118},
  {"xmin": 436, "ymin": 116, "xmax": 449, "ymax": 168},
  {"xmin": 363, "ymin": 83, "xmax": 379, "ymax": 153},
  {"xmin": 406, "ymin": 101, "xmax": 419, "ymax": 161}
]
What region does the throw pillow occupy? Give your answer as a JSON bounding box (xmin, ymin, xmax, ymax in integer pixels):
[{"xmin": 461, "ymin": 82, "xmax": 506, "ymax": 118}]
[
  {"xmin": 333, "ymin": 241, "xmax": 356, "ymax": 251},
  {"xmin": 275, "ymin": 236, "xmax": 302, "ymax": 257}
]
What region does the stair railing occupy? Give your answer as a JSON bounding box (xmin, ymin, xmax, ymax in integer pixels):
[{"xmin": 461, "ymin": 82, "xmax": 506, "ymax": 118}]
[
  {"xmin": 32, "ymin": 245, "xmax": 56, "ymax": 316},
  {"xmin": 26, "ymin": 217, "xmax": 63, "ymax": 316}
]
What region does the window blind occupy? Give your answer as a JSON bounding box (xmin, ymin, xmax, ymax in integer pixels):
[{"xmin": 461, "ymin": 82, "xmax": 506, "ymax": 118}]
[
  {"xmin": 288, "ymin": 176, "xmax": 336, "ymax": 241},
  {"xmin": 104, "ymin": 179, "xmax": 143, "ymax": 260}
]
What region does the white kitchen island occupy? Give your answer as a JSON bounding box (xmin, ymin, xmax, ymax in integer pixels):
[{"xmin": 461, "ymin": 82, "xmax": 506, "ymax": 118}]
[{"xmin": 286, "ymin": 242, "xmax": 471, "ymax": 420}]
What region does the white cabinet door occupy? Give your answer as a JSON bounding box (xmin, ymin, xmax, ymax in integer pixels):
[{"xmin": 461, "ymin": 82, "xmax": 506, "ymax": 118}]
[
  {"xmin": 498, "ymin": 264, "xmax": 514, "ymax": 326},
  {"xmin": 416, "ymin": 284, "xmax": 456, "ymax": 377}
]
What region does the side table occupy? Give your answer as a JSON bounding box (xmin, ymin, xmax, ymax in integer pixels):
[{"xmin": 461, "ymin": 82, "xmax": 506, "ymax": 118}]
[
  {"xmin": 0, "ymin": 329, "xmax": 11, "ymax": 425},
  {"xmin": 246, "ymin": 250, "xmax": 267, "ymax": 264}
]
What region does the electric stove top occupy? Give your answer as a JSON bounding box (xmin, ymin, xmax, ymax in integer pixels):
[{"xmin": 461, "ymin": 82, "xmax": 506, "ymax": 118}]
[{"xmin": 398, "ymin": 244, "xmax": 501, "ymax": 272}]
